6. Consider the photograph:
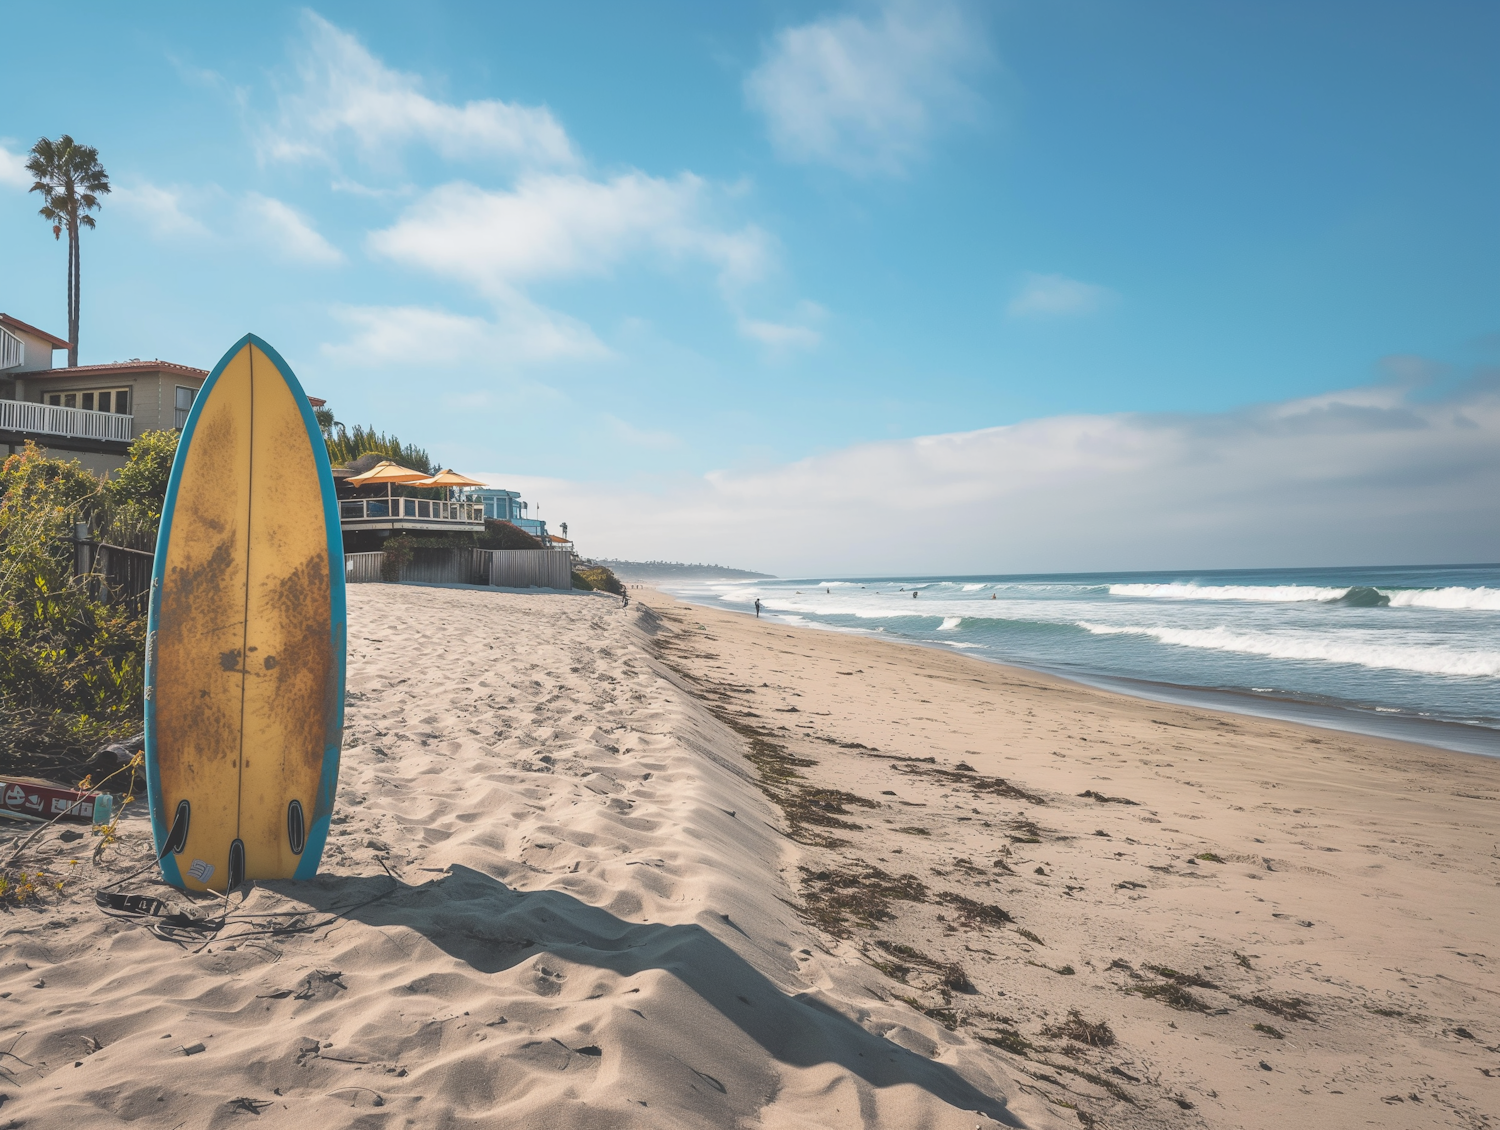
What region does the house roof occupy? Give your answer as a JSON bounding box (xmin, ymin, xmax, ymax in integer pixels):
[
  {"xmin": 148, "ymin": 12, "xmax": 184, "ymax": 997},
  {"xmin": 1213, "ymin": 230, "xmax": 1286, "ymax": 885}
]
[
  {"xmin": 0, "ymin": 314, "xmax": 69, "ymax": 349},
  {"xmin": 21, "ymin": 359, "xmax": 210, "ymax": 380}
]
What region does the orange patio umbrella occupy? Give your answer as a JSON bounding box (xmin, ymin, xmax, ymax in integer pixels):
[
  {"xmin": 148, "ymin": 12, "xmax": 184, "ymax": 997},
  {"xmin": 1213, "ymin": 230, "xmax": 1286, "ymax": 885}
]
[
  {"xmin": 345, "ymin": 460, "xmax": 430, "ymax": 487},
  {"xmin": 410, "ymin": 468, "xmax": 487, "ymax": 489}
]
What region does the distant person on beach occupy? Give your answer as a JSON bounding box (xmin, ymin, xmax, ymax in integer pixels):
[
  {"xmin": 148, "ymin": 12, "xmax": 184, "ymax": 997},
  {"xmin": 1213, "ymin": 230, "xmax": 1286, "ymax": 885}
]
[
  {"xmin": 754, "ymin": 598, "xmax": 762, "ymax": 618},
  {"xmin": 622, "ymin": 591, "xmax": 629, "ymax": 609}
]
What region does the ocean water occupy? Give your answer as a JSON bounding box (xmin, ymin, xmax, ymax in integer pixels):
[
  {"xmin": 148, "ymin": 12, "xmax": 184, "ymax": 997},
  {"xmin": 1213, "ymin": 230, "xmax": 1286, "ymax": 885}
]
[{"xmin": 659, "ymin": 564, "xmax": 1500, "ymax": 757}]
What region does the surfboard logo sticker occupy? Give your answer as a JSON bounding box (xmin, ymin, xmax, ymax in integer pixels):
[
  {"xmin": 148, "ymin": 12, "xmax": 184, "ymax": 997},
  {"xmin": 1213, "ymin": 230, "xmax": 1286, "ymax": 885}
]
[{"xmin": 188, "ymin": 859, "xmax": 215, "ymax": 882}]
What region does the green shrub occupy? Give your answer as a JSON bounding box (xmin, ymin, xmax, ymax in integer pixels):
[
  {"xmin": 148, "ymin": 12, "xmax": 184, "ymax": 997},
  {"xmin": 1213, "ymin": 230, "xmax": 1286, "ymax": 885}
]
[
  {"xmin": 0, "ymin": 443, "xmax": 149, "ymax": 770},
  {"xmin": 380, "ymin": 534, "xmax": 416, "ymax": 581},
  {"xmin": 475, "ymin": 519, "xmax": 544, "ymax": 550},
  {"xmin": 572, "ymin": 565, "xmax": 623, "ymax": 594}
]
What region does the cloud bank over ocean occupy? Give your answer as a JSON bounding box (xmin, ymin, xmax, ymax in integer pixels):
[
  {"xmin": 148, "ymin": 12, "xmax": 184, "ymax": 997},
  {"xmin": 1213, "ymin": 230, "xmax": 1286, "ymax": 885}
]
[{"xmin": 487, "ymin": 374, "xmax": 1500, "ymax": 576}]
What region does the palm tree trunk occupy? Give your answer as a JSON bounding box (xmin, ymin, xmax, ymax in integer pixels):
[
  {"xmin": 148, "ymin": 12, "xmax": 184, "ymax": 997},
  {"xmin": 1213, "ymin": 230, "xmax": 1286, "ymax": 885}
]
[{"xmin": 70, "ymin": 228, "xmax": 80, "ymax": 367}]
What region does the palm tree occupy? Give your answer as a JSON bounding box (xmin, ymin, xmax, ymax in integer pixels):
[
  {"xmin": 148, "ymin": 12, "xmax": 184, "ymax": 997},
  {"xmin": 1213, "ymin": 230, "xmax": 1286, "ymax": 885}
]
[{"xmin": 26, "ymin": 136, "xmax": 110, "ymax": 368}]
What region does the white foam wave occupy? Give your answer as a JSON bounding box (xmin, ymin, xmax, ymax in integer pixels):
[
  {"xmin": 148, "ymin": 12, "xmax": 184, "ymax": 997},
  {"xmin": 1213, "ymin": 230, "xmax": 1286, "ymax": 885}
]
[
  {"xmin": 962, "ymin": 583, "xmax": 988, "ymax": 592},
  {"xmin": 1382, "ymin": 586, "xmax": 1500, "ymax": 611},
  {"xmin": 1110, "ymin": 583, "xmax": 1349, "ymax": 603},
  {"xmin": 938, "ymin": 617, "xmax": 963, "ymax": 630},
  {"xmin": 1078, "ymin": 622, "xmax": 1500, "ymax": 678}
]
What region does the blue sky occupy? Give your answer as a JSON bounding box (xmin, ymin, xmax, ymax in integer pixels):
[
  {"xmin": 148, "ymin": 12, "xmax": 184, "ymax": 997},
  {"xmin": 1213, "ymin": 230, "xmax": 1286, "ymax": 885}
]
[{"xmin": 3, "ymin": 2, "xmax": 1497, "ymax": 571}]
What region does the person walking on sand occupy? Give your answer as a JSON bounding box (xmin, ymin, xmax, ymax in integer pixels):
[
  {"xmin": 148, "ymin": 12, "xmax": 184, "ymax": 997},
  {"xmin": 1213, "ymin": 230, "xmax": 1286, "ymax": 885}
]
[
  {"xmin": 754, "ymin": 598, "xmax": 762, "ymax": 618},
  {"xmin": 622, "ymin": 590, "xmax": 629, "ymax": 609}
]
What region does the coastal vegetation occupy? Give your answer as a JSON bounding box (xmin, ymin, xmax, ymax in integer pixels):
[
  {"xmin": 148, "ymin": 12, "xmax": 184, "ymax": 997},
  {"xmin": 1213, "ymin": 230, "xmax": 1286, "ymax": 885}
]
[
  {"xmin": 572, "ymin": 565, "xmax": 624, "ymax": 594},
  {"xmin": 0, "ymin": 435, "xmax": 174, "ymax": 772},
  {"xmin": 318, "ymin": 413, "xmax": 434, "ymax": 474}
]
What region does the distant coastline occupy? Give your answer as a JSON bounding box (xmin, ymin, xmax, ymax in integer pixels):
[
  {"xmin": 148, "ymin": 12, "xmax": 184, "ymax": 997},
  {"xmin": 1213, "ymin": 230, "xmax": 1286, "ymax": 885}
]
[{"xmin": 599, "ymin": 559, "xmax": 774, "ymax": 581}]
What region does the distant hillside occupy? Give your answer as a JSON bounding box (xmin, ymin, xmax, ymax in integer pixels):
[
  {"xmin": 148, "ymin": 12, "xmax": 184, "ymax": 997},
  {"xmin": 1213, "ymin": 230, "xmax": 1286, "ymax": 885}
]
[{"xmin": 598, "ymin": 559, "xmax": 774, "ymax": 581}]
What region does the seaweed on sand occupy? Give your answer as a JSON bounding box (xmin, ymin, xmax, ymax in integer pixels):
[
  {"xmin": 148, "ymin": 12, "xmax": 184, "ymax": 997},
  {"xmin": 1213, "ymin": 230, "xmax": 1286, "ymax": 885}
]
[
  {"xmin": 800, "ymin": 867, "xmax": 928, "ymax": 937},
  {"xmin": 935, "ymin": 891, "xmax": 1013, "ymax": 926},
  {"xmin": 1042, "ymin": 1010, "xmax": 1116, "ymax": 1048},
  {"xmin": 1233, "ymin": 993, "xmax": 1313, "ymax": 1022}
]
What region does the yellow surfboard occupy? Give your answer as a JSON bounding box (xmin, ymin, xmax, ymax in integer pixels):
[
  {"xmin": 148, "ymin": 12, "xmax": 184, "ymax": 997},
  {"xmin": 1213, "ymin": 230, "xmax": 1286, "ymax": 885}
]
[{"xmin": 145, "ymin": 335, "xmax": 344, "ymax": 892}]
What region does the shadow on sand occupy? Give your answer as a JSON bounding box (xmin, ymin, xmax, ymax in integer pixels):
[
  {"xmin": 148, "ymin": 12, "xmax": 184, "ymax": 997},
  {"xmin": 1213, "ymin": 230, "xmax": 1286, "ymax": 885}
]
[{"xmin": 268, "ymin": 864, "xmax": 1027, "ymax": 1125}]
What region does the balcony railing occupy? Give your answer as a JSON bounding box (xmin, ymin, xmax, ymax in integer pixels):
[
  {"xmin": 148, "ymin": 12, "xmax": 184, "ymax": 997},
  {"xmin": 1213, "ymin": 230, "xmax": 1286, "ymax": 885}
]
[
  {"xmin": 339, "ymin": 497, "xmax": 485, "ymax": 524},
  {"xmin": 0, "ymin": 398, "xmax": 134, "ymax": 443}
]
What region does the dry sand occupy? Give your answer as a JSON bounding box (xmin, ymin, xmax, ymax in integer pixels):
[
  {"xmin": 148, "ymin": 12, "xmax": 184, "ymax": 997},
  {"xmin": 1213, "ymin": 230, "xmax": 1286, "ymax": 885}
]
[{"xmin": 1, "ymin": 582, "xmax": 1496, "ymax": 1129}]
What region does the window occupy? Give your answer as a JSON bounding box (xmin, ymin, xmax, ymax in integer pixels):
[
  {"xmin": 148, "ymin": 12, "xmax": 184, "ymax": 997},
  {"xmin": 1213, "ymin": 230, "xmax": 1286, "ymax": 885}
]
[
  {"xmin": 174, "ymin": 386, "xmax": 196, "ymax": 429},
  {"xmin": 45, "ymin": 388, "xmax": 131, "ymax": 413}
]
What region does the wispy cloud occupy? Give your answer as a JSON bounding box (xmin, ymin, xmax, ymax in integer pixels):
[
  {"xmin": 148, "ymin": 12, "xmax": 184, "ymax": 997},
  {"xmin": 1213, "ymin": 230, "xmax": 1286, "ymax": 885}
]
[
  {"xmin": 111, "ymin": 182, "xmax": 213, "ymax": 239},
  {"xmin": 322, "ymin": 302, "xmax": 606, "ymax": 367},
  {"xmin": 368, "ymin": 174, "xmax": 770, "ymax": 297},
  {"xmin": 477, "ymin": 375, "xmax": 1500, "ymax": 574},
  {"xmin": 264, "ymin": 11, "xmax": 576, "ymax": 171},
  {"xmin": 0, "ymin": 142, "xmax": 29, "ymax": 188},
  {"xmin": 1007, "ymin": 273, "xmax": 1115, "ymax": 319},
  {"xmin": 240, "ymin": 193, "xmax": 343, "ymax": 264},
  {"xmin": 745, "ymin": 0, "xmax": 989, "ymax": 176},
  {"xmin": 603, "ymin": 413, "xmax": 680, "ymax": 450},
  {"xmin": 738, "ymin": 307, "xmax": 823, "ymax": 351}
]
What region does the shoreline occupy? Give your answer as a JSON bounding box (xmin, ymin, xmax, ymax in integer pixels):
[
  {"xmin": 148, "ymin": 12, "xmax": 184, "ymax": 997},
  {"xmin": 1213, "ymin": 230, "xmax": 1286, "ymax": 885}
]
[
  {"xmin": 654, "ymin": 585, "xmax": 1500, "ymax": 758},
  {"xmin": 637, "ymin": 585, "xmax": 1500, "ymax": 1127}
]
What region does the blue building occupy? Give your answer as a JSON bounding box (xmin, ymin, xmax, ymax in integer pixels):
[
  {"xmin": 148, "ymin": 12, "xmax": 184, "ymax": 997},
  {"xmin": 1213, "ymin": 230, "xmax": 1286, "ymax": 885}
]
[{"xmin": 465, "ymin": 487, "xmax": 548, "ymax": 540}]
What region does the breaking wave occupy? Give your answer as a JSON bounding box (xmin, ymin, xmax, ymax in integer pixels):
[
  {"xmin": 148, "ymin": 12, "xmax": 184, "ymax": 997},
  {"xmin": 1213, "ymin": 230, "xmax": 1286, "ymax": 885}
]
[
  {"xmin": 1078, "ymin": 622, "xmax": 1500, "ymax": 678},
  {"xmin": 1384, "ymin": 586, "xmax": 1500, "ymax": 611},
  {"xmin": 1110, "ymin": 583, "xmax": 1349, "ymax": 603},
  {"xmin": 938, "ymin": 617, "xmax": 963, "ymax": 630}
]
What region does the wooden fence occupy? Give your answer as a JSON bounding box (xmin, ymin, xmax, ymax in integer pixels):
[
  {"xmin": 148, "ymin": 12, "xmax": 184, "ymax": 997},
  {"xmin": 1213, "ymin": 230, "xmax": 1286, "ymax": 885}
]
[
  {"xmin": 476, "ymin": 548, "xmax": 572, "ymax": 590},
  {"xmin": 345, "ymin": 547, "xmax": 572, "ymax": 590}
]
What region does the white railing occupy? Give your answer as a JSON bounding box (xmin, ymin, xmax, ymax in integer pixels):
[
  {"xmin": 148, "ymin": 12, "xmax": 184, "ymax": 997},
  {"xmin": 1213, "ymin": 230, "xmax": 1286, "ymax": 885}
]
[
  {"xmin": 338, "ymin": 498, "xmax": 484, "ymax": 524},
  {"xmin": 0, "ymin": 328, "xmax": 22, "ymax": 371},
  {"xmin": 0, "ymin": 398, "xmax": 134, "ymax": 442}
]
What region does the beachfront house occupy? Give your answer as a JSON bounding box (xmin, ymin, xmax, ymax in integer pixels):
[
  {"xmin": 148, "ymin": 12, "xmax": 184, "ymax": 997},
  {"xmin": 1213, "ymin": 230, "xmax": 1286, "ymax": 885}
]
[
  {"xmin": 465, "ymin": 486, "xmax": 550, "ymax": 541},
  {"xmin": 1, "ymin": 312, "xmax": 209, "ymax": 475},
  {"xmin": 334, "ymin": 454, "xmax": 486, "ymax": 553}
]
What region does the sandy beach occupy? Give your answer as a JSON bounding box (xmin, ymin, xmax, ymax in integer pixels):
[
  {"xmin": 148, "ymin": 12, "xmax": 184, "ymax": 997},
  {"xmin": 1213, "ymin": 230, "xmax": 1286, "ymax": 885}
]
[{"xmin": 2, "ymin": 583, "xmax": 1497, "ymax": 1128}]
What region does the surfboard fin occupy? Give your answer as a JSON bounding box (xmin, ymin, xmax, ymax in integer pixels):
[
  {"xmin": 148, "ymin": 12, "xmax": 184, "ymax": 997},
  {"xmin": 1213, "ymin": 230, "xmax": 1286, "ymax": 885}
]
[
  {"xmin": 163, "ymin": 800, "xmax": 191, "ymax": 855},
  {"xmin": 228, "ymin": 839, "xmax": 246, "ymax": 890},
  {"xmin": 287, "ymin": 799, "xmax": 306, "ymax": 855}
]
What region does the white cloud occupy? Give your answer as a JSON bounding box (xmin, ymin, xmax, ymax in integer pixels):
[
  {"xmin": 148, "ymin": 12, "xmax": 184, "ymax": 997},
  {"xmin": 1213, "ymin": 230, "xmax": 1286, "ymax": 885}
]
[
  {"xmin": 241, "ymin": 193, "xmax": 343, "ymax": 265},
  {"xmin": 1007, "ymin": 273, "xmax": 1115, "ymax": 318},
  {"xmin": 111, "ymin": 182, "xmax": 212, "ymax": 238},
  {"xmin": 368, "ymin": 174, "xmax": 771, "ymax": 298},
  {"xmin": 322, "ymin": 302, "xmax": 606, "ymax": 367},
  {"xmin": 0, "ymin": 142, "xmax": 29, "ymax": 188},
  {"xmin": 265, "ymin": 11, "xmax": 576, "ymax": 171},
  {"xmin": 745, "ymin": 0, "xmax": 988, "ymax": 175},
  {"xmin": 472, "ymin": 377, "xmax": 1500, "ymax": 575}
]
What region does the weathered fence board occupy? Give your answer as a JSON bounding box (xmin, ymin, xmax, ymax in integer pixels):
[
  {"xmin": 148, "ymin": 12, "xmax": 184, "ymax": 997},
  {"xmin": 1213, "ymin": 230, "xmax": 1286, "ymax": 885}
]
[
  {"xmin": 478, "ymin": 548, "xmax": 572, "ymax": 589},
  {"xmin": 344, "ymin": 548, "xmax": 571, "ymax": 589},
  {"xmin": 344, "ymin": 551, "xmax": 385, "ymax": 583}
]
